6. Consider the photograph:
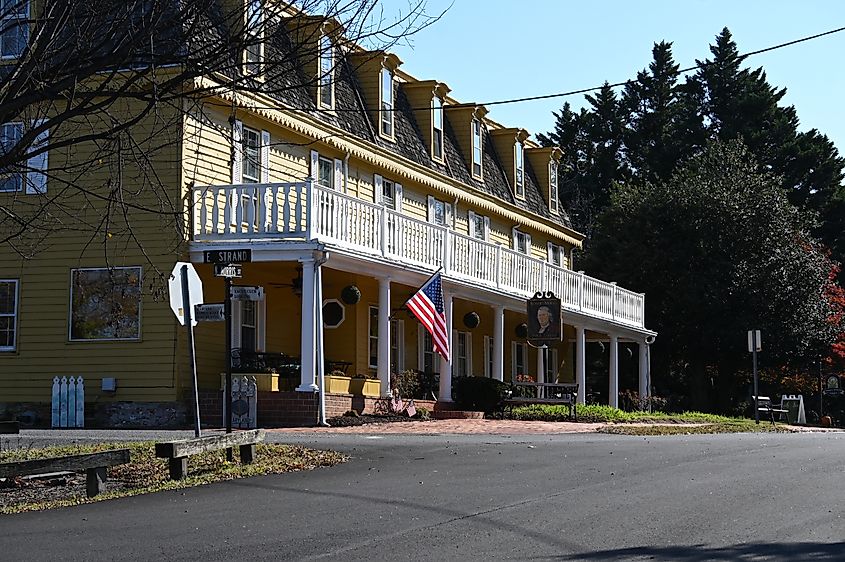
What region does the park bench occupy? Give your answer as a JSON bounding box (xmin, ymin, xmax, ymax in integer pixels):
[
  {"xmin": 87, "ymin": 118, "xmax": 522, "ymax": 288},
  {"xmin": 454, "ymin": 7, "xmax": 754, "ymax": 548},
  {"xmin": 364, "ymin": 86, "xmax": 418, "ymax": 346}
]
[
  {"xmin": 502, "ymin": 382, "xmax": 578, "ymax": 421},
  {"xmin": 155, "ymin": 429, "xmax": 265, "ymax": 480},
  {"xmin": 0, "ymin": 449, "xmax": 130, "ymax": 498},
  {"xmin": 753, "ymin": 396, "xmax": 788, "ymax": 425}
]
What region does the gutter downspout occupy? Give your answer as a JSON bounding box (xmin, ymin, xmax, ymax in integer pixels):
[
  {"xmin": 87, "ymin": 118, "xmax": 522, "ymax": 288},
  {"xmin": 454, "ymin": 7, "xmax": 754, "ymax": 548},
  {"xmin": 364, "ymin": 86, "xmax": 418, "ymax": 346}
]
[{"xmin": 316, "ymin": 250, "xmax": 331, "ymax": 426}]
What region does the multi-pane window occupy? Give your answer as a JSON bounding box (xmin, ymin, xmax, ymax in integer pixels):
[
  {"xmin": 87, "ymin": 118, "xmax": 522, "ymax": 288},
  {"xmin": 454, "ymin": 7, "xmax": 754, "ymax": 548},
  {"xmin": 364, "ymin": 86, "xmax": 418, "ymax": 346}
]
[
  {"xmin": 455, "ymin": 331, "xmax": 470, "ymax": 377},
  {"xmin": 368, "ymin": 305, "xmax": 378, "ymax": 368},
  {"xmin": 0, "ymin": 280, "xmax": 18, "ymax": 351},
  {"xmin": 421, "ymin": 330, "xmax": 435, "ymax": 374},
  {"xmin": 514, "ymin": 230, "xmax": 530, "ymax": 255},
  {"xmin": 432, "ymin": 96, "xmax": 443, "ymax": 160},
  {"xmin": 470, "ymin": 212, "xmax": 486, "ymax": 241},
  {"xmin": 0, "ymin": 0, "xmax": 28, "ymax": 58},
  {"xmin": 0, "ymin": 122, "xmax": 23, "ymax": 192},
  {"xmin": 544, "ymin": 348, "xmax": 560, "ymax": 383},
  {"xmin": 549, "ymin": 161, "xmax": 559, "ymax": 213},
  {"xmin": 69, "ymin": 267, "xmax": 142, "ymax": 341},
  {"xmin": 512, "ymin": 341, "xmax": 528, "ymax": 378},
  {"xmin": 319, "ymin": 34, "xmax": 333, "ymax": 108},
  {"xmin": 241, "ymin": 126, "xmax": 260, "ymax": 183},
  {"xmin": 471, "ymin": 119, "xmax": 482, "ymax": 177},
  {"xmin": 380, "ymin": 68, "xmax": 393, "ymax": 137},
  {"xmin": 241, "ymin": 300, "xmax": 257, "ymax": 351},
  {"xmin": 514, "ymin": 142, "xmax": 524, "ymax": 198},
  {"xmin": 430, "ymin": 198, "xmax": 447, "ymax": 227},
  {"xmin": 318, "ymin": 156, "xmax": 334, "ymax": 189},
  {"xmin": 549, "ymin": 244, "xmax": 562, "ymax": 267},
  {"xmin": 390, "ymin": 319, "xmax": 403, "ymax": 374},
  {"xmin": 381, "ymin": 178, "xmax": 395, "ymax": 207},
  {"xmin": 484, "ymin": 336, "xmax": 494, "ymax": 378},
  {"xmin": 244, "ymin": 0, "xmax": 263, "ymax": 75}
]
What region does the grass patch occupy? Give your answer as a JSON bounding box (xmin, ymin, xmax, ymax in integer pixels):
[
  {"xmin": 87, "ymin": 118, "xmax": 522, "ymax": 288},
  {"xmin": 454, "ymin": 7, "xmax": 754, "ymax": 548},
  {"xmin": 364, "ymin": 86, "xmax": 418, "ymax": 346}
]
[
  {"xmin": 0, "ymin": 441, "xmax": 346, "ymax": 514},
  {"xmin": 509, "ymin": 404, "xmax": 790, "ymax": 434}
]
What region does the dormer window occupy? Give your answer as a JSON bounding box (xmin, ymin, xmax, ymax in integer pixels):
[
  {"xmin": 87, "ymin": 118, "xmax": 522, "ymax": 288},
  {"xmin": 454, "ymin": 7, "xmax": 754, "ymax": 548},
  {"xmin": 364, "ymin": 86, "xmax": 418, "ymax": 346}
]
[
  {"xmin": 432, "ymin": 96, "xmax": 444, "ymax": 161},
  {"xmin": 319, "ymin": 34, "xmax": 333, "ymax": 108},
  {"xmin": 244, "ymin": 0, "xmax": 263, "ymax": 75},
  {"xmin": 471, "ymin": 118, "xmax": 482, "ymax": 178},
  {"xmin": 549, "ymin": 161, "xmax": 559, "ymax": 213},
  {"xmin": 514, "ymin": 141, "xmax": 525, "ymax": 199},
  {"xmin": 380, "ymin": 68, "xmax": 394, "ymax": 137},
  {"xmin": 0, "ymin": 1, "xmax": 28, "ymax": 58}
]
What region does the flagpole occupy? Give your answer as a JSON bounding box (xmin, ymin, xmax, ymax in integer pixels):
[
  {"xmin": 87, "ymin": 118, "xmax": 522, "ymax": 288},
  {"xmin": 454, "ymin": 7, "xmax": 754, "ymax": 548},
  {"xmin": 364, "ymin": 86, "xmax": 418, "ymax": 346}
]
[{"xmin": 400, "ymin": 267, "xmax": 443, "ymax": 310}]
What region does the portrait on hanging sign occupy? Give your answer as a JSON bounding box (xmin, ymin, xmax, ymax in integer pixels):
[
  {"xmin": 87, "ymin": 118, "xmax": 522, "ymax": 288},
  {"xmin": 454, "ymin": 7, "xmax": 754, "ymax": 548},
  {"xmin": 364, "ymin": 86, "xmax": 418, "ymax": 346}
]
[{"xmin": 526, "ymin": 294, "xmax": 561, "ymax": 343}]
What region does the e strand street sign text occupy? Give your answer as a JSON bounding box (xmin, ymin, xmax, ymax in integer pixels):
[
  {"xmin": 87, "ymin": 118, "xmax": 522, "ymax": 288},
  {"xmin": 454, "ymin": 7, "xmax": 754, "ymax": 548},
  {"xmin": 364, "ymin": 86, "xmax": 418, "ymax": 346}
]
[{"xmin": 203, "ymin": 249, "xmax": 252, "ymax": 264}]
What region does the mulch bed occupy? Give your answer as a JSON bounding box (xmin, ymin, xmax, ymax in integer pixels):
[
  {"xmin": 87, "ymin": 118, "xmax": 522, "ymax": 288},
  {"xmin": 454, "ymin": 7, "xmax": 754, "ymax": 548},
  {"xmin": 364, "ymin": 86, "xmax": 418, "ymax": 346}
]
[{"xmin": 327, "ymin": 414, "xmax": 423, "ymax": 427}]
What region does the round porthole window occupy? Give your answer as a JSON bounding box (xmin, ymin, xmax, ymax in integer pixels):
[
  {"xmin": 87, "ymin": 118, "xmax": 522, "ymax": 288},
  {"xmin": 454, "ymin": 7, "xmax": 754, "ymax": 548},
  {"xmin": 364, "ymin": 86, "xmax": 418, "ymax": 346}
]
[{"xmin": 323, "ymin": 299, "xmax": 345, "ymax": 328}]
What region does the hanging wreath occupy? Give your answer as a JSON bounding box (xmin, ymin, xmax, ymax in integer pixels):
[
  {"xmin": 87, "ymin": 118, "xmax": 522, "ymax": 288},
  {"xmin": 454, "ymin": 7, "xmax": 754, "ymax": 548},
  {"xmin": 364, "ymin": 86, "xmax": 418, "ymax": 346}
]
[
  {"xmin": 463, "ymin": 312, "xmax": 480, "ymax": 329},
  {"xmin": 340, "ymin": 285, "xmax": 361, "ymax": 305}
]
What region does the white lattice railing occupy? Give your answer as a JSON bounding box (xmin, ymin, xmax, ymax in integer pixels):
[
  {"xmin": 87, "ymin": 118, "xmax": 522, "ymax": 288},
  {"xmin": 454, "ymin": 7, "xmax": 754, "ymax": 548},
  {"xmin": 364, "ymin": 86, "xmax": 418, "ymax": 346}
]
[{"xmin": 192, "ymin": 182, "xmax": 646, "ymax": 327}]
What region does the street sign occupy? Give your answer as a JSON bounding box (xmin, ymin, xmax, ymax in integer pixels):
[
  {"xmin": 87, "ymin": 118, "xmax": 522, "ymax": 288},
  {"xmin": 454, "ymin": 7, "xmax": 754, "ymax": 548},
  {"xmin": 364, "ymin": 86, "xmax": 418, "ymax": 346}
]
[
  {"xmin": 203, "ymin": 248, "xmax": 252, "ymax": 264},
  {"xmin": 230, "ymin": 285, "xmax": 264, "ymax": 301},
  {"xmin": 747, "ymin": 330, "xmax": 762, "ymax": 352},
  {"xmin": 214, "ymin": 263, "xmax": 242, "ymax": 278},
  {"xmin": 169, "ymin": 262, "xmax": 203, "ymax": 326},
  {"xmin": 194, "ymin": 303, "xmax": 225, "ymax": 322}
]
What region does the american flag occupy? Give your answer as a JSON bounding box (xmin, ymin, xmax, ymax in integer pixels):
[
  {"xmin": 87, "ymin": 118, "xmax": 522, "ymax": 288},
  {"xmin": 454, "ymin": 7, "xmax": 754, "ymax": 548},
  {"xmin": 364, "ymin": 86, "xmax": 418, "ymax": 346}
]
[{"xmin": 406, "ymin": 271, "xmax": 450, "ymax": 361}]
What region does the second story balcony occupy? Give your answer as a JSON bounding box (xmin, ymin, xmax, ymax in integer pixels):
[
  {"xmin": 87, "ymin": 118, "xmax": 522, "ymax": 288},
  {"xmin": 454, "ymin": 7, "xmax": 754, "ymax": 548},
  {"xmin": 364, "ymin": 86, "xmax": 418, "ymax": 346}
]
[{"xmin": 191, "ymin": 181, "xmax": 645, "ymax": 328}]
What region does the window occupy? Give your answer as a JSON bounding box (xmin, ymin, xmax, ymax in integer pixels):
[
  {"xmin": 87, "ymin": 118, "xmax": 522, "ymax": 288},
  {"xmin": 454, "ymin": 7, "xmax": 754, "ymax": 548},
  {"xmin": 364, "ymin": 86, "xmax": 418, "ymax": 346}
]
[
  {"xmin": 241, "ymin": 300, "xmax": 257, "ymax": 351},
  {"xmin": 0, "ymin": 280, "xmax": 18, "ymax": 351},
  {"xmin": 319, "ymin": 34, "xmax": 333, "ymax": 108},
  {"xmin": 513, "ymin": 229, "xmax": 531, "ymax": 255},
  {"xmin": 548, "ymin": 243, "xmax": 563, "ymax": 267},
  {"xmin": 0, "ymin": 0, "xmax": 28, "ymax": 58},
  {"xmin": 0, "ymin": 122, "xmax": 22, "ymax": 192},
  {"xmin": 511, "ymin": 341, "xmax": 528, "ymax": 378},
  {"xmin": 549, "ymin": 161, "xmax": 559, "ymax": 213},
  {"xmin": 231, "ymin": 293, "xmax": 265, "ymax": 352},
  {"xmin": 471, "ymin": 118, "xmax": 482, "ymax": 178},
  {"xmin": 468, "ymin": 211, "xmax": 488, "ymax": 241},
  {"xmin": 390, "ymin": 319, "xmax": 404, "ymax": 374},
  {"xmin": 455, "ymin": 331, "xmax": 471, "ymax": 377},
  {"xmin": 427, "ymin": 196, "xmax": 451, "ymax": 228},
  {"xmin": 380, "ymin": 68, "xmax": 393, "ymax": 137},
  {"xmin": 432, "ymin": 96, "xmax": 444, "ymax": 160},
  {"xmin": 368, "ymin": 305, "xmax": 379, "ymax": 369},
  {"xmin": 318, "ymin": 156, "xmax": 334, "ymax": 189},
  {"xmin": 69, "ymin": 267, "xmax": 142, "ymax": 341},
  {"xmin": 381, "ymin": 178, "xmax": 395, "ymax": 208},
  {"xmin": 241, "ymin": 126, "xmax": 260, "ymax": 183},
  {"xmin": 514, "ymin": 142, "xmax": 525, "ymax": 199},
  {"xmin": 483, "ymin": 335, "xmax": 493, "ymax": 378},
  {"xmin": 419, "ymin": 329, "xmax": 436, "ymax": 374},
  {"xmin": 244, "ymin": 0, "xmax": 263, "ymax": 75}
]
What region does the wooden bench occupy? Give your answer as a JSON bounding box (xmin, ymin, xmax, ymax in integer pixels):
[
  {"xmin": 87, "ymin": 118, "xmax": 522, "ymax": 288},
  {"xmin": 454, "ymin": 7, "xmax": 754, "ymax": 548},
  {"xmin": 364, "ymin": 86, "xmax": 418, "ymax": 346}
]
[
  {"xmin": 155, "ymin": 429, "xmax": 265, "ymax": 480},
  {"xmin": 0, "ymin": 449, "xmax": 130, "ymax": 498},
  {"xmin": 754, "ymin": 396, "xmax": 788, "ymax": 425},
  {"xmin": 502, "ymin": 382, "xmax": 579, "ymax": 421}
]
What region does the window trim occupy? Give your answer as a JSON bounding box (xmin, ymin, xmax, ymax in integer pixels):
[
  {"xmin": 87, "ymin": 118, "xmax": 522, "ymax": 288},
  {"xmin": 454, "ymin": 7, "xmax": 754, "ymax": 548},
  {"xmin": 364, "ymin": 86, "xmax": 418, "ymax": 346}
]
[
  {"xmin": 318, "ymin": 34, "xmax": 334, "ymax": 109},
  {"xmin": 467, "ymin": 210, "xmax": 489, "ymax": 242},
  {"xmin": 244, "ymin": 0, "xmax": 264, "ymax": 76},
  {"xmin": 231, "ymin": 291, "xmax": 266, "ymax": 351},
  {"xmin": 483, "ymin": 335, "xmax": 493, "ymax": 378},
  {"xmin": 512, "ymin": 227, "xmax": 531, "ymax": 255},
  {"xmin": 427, "ymin": 195, "xmax": 452, "ymax": 228},
  {"xmin": 514, "ymin": 141, "xmax": 525, "ymax": 199},
  {"xmin": 0, "ymin": 279, "xmax": 19, "ymax": 351},
  {"xmin": 418, "ymin": 328, "xmax": 435, "ymax": 374},
  {"xmin": 368, "ymin": 305, "xmax": 379, "ymax": 369},
  {"xmin": 547, "ymin": 242, "xmax": 565, "ymax": 267},
  {"xmin": 549, "ymin": 160, "xmax": 559, "ymax": 214},
  {"xmin": 454, "ymin": 330, "xmax": 472, "ymax": 377},
  {"xmin": 390, "ymin": 318, "xmax": 404, "ymax": 374},
  {"xmin": 471, "ymin": 118, "xmax": 483, "ymax": 179},
  {"xmin": 68, "ymin": 267, "xmax": 143, "ymax": 343},
  {"xmin": 380, "ymin": 67, "xmax": 394, "ymax": 138},
  {"xmin": 241, "ymin": 125, "xmax": 261, "ymax": 183},
  {"xmin": 432, "ymin": 96, "xmax": 444, "ymax": 161},
  {"xmin": 0, "ymin": 0, "xmax": 29, "ymax": 60},
  {"xmin": 511, "ymin": 341, "xmax": 528, "ymax": 379}
]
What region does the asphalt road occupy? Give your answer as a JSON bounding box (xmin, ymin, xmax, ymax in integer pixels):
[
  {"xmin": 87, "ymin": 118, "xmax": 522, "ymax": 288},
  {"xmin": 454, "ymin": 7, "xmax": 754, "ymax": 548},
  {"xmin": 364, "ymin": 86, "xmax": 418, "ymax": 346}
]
[{"xmin": 1, "ymin": 430, "xmax": 844, "ymax": 561}]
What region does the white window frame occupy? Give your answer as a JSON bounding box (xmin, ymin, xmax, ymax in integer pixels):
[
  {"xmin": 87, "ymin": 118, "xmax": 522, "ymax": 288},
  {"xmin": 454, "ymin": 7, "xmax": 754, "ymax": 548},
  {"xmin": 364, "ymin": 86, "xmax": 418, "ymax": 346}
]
[
  {"xmin": 467, "ymin": 210, "xmax": 489, "ymax": 241},
  {"xmin": 511, "ymin": 341, "xmax": 528, "ymax": 379},
  {"xmin": 231, "ymin": 292, "xmax": 266, "ymax": 352},
  {"xmin": 453, "ymin": 330, "xmax": 472, "ymax": 377},
  {"xmin": 317, "ymin": 155, "xmax": 334, "ymax": 189},
  {"xmin": 427, "ymin": 196, "xmax": 452, "ymax": 228},
  {"xmin": 0, "ymin": 279, "xmax": 19, "ymax": 351},
  {"xmin": 418, "ymin": 328, "xmax": 436, "ymax": 374},
  {"xmin": 0, "ymin": 122, "xmax": 23, "ymax": 192},
  {"xmin": 244, "ymin": 0, "xmax": 264, "ymax": 75},
  {"xmin": 471, "ymin": 118, "xmax": 483, "ymax": 178},
  {"xmin": 368, "ymin": 305, "xmax": 379, "ymax": 369},
  {"xmin": 318, "ymin": 34, "xmax": 333, "ymax": 109},
  {"xmin": 374, "ymin": 174, "xmax": 402, "ymax": 211},
  {"xmin": 512, "ymin": 227, "xmax": 531, "ymax": 255},
  {"xmin": 68, "ymin": 267, "xmax": 143, "ymax": 342},
  {"xmin": 310, "ymin": 150, "xmax": 343, "ymax": 192},
  {"xmin": 483, "ymin": 335, "xmax": 493, "ymax": 378},
  {"xmin": 241, "ymin": 126, "xmax": 261, "ymax": 183},
  {"xmin": 432, "ymin": 96, "xmax": 444, "ymax": 161},
  {"xmin": 547, "ymin": 242, "xmax": 564, "ymax": 267},
  {"xmin": 380, "ymin": 67, "xmax": 394, "ymax": 138},
  {"xmin": 549, "ymin": 160, "xmax": 559, "ymax": 214},
  {"xmin": 514, "ymin": 142, "xmax": 525, "ymax": 199},
  {"xmin": 0, "ymin": 0, "xmax": 28, "ymax": 59},
  {"xmin": 390, "ymin": 319, "xmax": 404, "ymax": 374}
]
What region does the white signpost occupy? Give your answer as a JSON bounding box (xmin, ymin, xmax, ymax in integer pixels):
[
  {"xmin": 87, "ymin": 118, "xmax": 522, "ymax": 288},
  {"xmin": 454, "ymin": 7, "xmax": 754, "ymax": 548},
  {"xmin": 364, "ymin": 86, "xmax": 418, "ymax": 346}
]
[
  {"xmin": 748, "ymin": 329, "xmax": 762, "ymax": 424},
  {"xmin": 169, "ymin": 262, "xmax": 204, "ymax": 437}
]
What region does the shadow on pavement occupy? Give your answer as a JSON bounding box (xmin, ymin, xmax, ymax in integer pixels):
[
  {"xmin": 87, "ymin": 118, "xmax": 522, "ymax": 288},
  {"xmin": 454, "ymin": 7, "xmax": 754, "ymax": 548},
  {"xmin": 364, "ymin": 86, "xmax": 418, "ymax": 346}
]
[{"xmin": 551, "ymin": 542, "xmax": 845, "ymax": 561}]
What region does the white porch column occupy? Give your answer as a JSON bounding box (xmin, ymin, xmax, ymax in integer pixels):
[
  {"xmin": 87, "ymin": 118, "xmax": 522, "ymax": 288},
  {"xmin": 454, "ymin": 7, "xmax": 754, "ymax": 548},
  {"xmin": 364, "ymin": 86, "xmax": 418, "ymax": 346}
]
[
  {"xmin": 493, "ymin": 305, "xmax": 505, "ymax": 382},
  {"xmin": 575, "ymin": 325, "xmax": 586, "ymax": 405},
  {"xmin": 316, "ymin": 265, "xmax": 327, "ymax": 424},
  {"xmin": 378, "ymin": 277, "xmax": 391, "ymax": 396},
  {"xmin": 609, "ymin": 333, "xmax": 619, "ymax": 408},
  {"xmin": 438, "ymin": 290, "xmax": 453, "ymax": 402},
  {"xmin": 639, "ymin": 339, "xmax": 650, "ymax": 403},
  {"xmin": 297, "ymin": 258, "xmax": 318, "ymax": 392}
]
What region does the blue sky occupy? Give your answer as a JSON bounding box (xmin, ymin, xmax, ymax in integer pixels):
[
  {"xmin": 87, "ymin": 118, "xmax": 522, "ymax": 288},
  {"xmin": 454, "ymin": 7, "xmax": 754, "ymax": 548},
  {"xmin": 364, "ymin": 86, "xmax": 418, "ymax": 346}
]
[{"xmin": 379, "ymin": 0, "xmax": 845, "ymax": 152}]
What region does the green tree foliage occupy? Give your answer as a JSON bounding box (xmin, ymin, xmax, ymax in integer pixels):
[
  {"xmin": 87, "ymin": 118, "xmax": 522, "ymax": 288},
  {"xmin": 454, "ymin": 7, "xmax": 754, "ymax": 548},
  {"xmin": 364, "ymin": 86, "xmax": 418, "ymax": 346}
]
[{"xmin": 582, "ymin": 141, "xmax": 840, "ymax": 411}]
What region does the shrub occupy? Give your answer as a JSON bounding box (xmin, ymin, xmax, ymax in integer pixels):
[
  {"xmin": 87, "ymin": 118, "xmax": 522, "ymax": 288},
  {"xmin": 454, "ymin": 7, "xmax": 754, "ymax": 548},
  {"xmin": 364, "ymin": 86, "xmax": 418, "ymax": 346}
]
[
  {"xmin": 452, "ymin": 376, "xmax": 510, "ymax": 413},
  {"xmin": 392, "ymin": 370, "xmax": 422, "ymax": 399},
  {"xmin": 414, "ymin": 407, "xmax": 431, "ymax": 421}
]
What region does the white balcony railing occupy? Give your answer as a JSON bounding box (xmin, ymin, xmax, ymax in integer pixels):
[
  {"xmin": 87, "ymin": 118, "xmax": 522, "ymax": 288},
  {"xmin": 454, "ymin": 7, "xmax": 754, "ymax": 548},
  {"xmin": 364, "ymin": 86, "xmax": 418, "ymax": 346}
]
[{"xmin": 192, "ymin": 181, "xmax": 645, "ymax": 327}]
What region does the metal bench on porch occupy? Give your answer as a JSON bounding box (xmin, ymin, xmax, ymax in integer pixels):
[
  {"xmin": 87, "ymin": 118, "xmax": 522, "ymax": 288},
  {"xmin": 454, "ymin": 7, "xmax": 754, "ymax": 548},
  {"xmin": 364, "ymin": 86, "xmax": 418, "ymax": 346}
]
[{"xmin": 502, "ymin": 382, "xmax": 579, "ymax": 421}]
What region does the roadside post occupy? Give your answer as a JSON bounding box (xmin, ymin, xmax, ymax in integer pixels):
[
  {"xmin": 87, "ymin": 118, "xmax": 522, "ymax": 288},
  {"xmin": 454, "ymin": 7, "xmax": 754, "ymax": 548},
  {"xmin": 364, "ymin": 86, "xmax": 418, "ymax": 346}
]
[
  {"xmin": 169, "ymin": 262, "xmax": 204, "ymax": 437},
  {"xmin": 748, "ymin": 330, "xmax": 762, "ymax": 424}
]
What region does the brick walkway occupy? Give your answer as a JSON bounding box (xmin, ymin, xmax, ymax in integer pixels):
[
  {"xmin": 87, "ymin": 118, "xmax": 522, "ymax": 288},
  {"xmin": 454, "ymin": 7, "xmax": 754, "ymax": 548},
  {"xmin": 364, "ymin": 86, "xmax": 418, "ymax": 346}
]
[{"xmin": 268, "ymin": 419, "xmax": 605, "ymax": 435}]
